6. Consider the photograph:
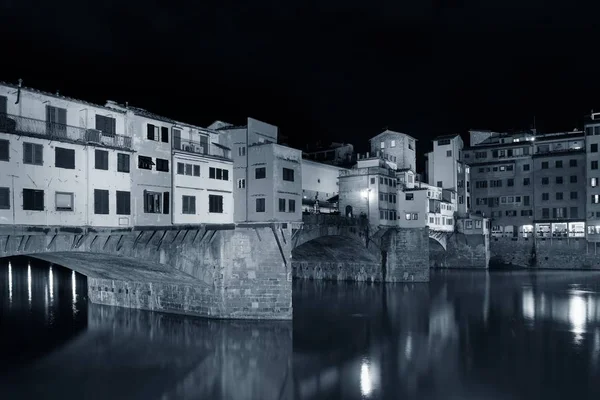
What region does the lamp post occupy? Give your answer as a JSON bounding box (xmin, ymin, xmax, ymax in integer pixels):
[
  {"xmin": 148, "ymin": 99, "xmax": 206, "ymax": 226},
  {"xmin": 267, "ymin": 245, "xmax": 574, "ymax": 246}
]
[{"xmin": 362, "ymin": 188, "xmax": 372, "ymax": 224}]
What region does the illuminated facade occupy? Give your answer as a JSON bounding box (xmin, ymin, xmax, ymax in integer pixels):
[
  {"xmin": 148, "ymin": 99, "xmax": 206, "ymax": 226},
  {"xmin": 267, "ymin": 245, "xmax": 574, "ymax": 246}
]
[{"xmin": 464, "ymin": 129, "xmax": 586, "ymax": 238}]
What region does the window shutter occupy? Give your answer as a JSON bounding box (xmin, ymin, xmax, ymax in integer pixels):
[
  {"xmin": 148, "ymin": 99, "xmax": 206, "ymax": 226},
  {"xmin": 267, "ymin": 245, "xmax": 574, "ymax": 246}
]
[
  {"xmin": 46, "ymin": 105, "xmax": 53, "ymax": 124},
  {"xmin": 35, "ymin": 144, "xmax": 43, "ymax": 164},
  {"xmin": 161, "ymin": 127, "xmax": 169, "ymax": 143},
  {"xmin": 58, "ymin": 108, "xmax": 67, "ymax": 125},
  {"xmin": 147, "ymin": 124, "xmax": 155, "ymax": 140},
  {"xmin": 0, "ymin": 96, "xmax": 7, "ymax": 114},
  {"xmin": 110, "ymin": 118, "xmax": 116, "ymax": 135},
  {"xmin": 163, "ymin": 191, "xmax": 170, "ymax": 214},
  {"xmin": 143, "ymin": 190, "xmax": 148, "ymax": 212}
]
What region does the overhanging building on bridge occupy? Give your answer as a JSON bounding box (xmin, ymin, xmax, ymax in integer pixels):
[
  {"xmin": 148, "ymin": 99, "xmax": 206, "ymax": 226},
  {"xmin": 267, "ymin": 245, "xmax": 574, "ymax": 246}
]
[
  {"xmin": 0, "ymin": 81, "xmax": 236, "ymax": 228},
  {"xmin": 212, "ymin": 118, "xmax": 302, "ymax": 223}
]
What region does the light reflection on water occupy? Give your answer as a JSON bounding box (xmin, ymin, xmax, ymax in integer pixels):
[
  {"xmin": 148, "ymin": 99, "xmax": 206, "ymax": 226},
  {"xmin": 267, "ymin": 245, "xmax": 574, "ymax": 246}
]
[{"xmin": 3, "ymin": 259, "xmax": 600, "ymax": 399}]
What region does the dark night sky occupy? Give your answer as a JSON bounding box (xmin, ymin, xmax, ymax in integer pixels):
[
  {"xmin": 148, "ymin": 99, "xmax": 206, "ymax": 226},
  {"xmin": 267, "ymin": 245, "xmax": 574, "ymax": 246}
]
[{"xmin": 2, "ymin": 1, "xmax": 600, "ymax": 170}]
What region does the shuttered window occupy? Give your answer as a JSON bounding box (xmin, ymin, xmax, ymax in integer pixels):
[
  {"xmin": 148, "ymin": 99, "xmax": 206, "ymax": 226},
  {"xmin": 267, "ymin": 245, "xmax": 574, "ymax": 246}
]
[
  {"xmin": 256, "ymin": 198, "xmax": 265, "ymax": 212},
  {"xmin": 163, "ymin": 191, "xmax": 170, "ymax": 214},
  {"xmin": 117, "ymin": 153, "xmax": 130, "ymax": 173},
  {"xmin": 23, "ymin": 189, "xmax": 44, "ymax": 211},
  {"xmin": 182, "ymin": 195, "xmax": 196, "ymax": 214},
  {"xmin": 95, "ymin": 115, "xmax": 116, "ymax": 136},
  {"xmin": 147, "ymin": 124, "xmax": 156, "ymax": 140},
  {"xmin": 55, "ymin": 147, "xmax": 75, "ymax": 169},
  {"xmin": 116, "ymin": 191, "xmax": 131, "ymax": 215},
  {"xmin": 0, "ymin": 139, "xmax": 8, "ymax": 161},
  {"xmin": 156, "ymin": 158, "xmax": 169, "ymax": 172},
  {"xmin": 209, "ymin": 195, "xmax": 223, "ymax": 213},
  {"xmin": 46, "ymin": 106, "xmax": 67, "ymax": 137},
  {"xmin": 0, "ymin": 187, "xmax": 9, "ymax": 209},
  {"xmin": 95, "ymin": 150, "xmax": 108, "ymax": 170},
  {"xmin": 94, "ymin": 189, "xmax": 109, "ymax": 214},
  {"xmin": 161, "ymin": 126, "xmax": 169, "ymax": 143},
  {"xmin": 23, "ymin": 142, "xmax": 43, "ymax": 165}
]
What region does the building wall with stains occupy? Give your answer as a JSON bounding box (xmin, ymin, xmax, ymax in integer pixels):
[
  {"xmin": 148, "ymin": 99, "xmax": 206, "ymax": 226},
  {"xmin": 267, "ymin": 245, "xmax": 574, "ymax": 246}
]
[
  {"xmin": 127, "ymin": 112, "xmax": 173, "ymax": 227},
  {"xmin": 0, "ymin": 83, "xmax": 133, "ymax": 227},
  {"xmin": 172, "ymin": 151, "xmax": 234, "ymax": 225}
]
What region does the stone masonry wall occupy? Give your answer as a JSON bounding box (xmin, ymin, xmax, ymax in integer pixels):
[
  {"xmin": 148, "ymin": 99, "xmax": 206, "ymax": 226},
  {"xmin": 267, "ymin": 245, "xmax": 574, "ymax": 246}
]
[
  {"xmin": 489, "ymin": 237, "xmax": 600, "ymax": 270},
  {"xmin": 0, "ymin": 224, "xmax": 292, "ymax": 320},
  {"xmin": 383, "ymin": 227, "xmax": 430, "ymax": 282},
  {"xmin": 430, "ymin": 233, "xmax": 490, "ymax": 269}
]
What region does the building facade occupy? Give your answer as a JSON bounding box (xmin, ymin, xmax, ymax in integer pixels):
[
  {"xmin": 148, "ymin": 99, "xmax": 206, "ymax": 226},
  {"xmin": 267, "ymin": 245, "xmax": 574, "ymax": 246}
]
[
  {"xmin": 0, "ymin": 82, "xmax": 134, "ymax": 227},
  {"xmin": 425, "ymin": 134, "xmax": 470, "ymax": 216},
  {"xmin": 464, "ymin": 129, "xmax": 586, "ymax": 238},
  {"xmin": 214, "ymin": 118, "xmax": 302, "ymax": 223},
  {"xmin": 300, "ymin": 159, "xmax": 348, "ymax": 213},
  {"xmin": 369, "ymin": 130, "xmax": 417, "ymax": 171},
  {"xmin": 338, "ymin": 155, "xmax": 398, "ymax": 227},
  {"xmin": 303, "ymin": 142, "xmax": 355, "ymax": 167},
  {"xmin": 171, "ymin": 126, "xmax": 233, "ymax": 225},
  {"xmin": 585, "ymin": 113, "xmax": 600, "ymax": 241}
]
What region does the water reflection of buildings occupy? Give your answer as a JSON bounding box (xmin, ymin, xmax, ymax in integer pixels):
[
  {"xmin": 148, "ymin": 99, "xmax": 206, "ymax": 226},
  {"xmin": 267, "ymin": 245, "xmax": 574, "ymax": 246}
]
[
  {"xmin": 521, "ymin": 284, "xmax": 600, "ymax": 347},
  {"xmin": 293, "ymin": 281, "xmax": 463, "ymax": 400}
]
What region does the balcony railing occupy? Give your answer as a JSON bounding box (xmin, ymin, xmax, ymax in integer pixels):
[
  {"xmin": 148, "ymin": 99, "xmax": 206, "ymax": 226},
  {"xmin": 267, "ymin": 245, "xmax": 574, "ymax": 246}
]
[
  {"xmin": 173, "ymin": 138, "xmax": 232, "ymax": 160},
  {"xmin": 0, "ymin": 113, "xmax": 132, "ymax": 150}
]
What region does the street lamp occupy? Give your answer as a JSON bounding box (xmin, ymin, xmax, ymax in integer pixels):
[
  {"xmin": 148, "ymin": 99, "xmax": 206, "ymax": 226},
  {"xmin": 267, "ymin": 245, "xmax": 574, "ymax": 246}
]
[{"xmin": 362, "ymin": 188, "xmax": 371, "ymax": 223}]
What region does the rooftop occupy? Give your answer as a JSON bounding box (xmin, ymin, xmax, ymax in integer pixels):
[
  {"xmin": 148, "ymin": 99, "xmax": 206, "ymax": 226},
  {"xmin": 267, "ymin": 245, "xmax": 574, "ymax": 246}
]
[
  {"xmin": 214, "ymin": 124, "xmax": 247, "ymax": 131},
  {"xmin": 1, "ymin": 81, "xmax": 124, "ymax": 114},
  {"xmin": 434, "ymin": 133, "xmax": 461, "ymax": 141},
  {"xmin": 369, "ymin": 129, "xmax": 418, "ymax": 143}
]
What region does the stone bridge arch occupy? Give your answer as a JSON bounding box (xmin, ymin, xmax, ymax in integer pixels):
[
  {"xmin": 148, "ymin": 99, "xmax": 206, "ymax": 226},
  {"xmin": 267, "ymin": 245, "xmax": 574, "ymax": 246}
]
[{"xmin": 0, "ymin": 223, "xmax": 294, "ymax": 320}]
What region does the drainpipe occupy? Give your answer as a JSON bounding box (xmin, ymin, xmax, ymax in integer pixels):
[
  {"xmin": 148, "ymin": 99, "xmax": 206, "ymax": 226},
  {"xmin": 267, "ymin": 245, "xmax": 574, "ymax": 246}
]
[{"xmin": 246, "ymin": 126, "xmax": 249, "ymax": 222}]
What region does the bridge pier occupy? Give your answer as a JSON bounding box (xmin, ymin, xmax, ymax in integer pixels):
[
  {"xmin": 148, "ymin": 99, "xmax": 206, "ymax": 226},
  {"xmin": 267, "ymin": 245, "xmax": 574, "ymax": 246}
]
[
  {"xmin": 0, "ymin": 223, "xmax": 293, "ymax": 320},
  {"xmin": 292, "ymin": 215, "xmax": 430, "ymax": 283}
]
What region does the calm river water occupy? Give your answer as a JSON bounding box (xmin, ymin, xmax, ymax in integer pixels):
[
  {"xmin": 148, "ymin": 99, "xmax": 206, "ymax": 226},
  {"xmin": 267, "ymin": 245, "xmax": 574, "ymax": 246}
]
[{"xmin": 1, "ymin": 256, "xmax": 600, "ymax": 399}]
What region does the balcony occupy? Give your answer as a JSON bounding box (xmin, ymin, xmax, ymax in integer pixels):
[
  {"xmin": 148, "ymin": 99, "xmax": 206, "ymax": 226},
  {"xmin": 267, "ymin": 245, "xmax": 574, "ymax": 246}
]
[
  {"xmin": 173, "ymin": 138, "xmax": 232, "ymax": 160},
  {"xmin": 0, "ymin": 113, "xmax": 132, "ymax": 150}
]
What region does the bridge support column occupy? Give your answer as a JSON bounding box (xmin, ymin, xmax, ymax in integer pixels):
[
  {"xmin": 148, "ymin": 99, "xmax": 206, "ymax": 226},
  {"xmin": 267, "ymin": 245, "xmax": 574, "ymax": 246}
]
[
  {"xmin": 382, "ymin": 227, "xmax": 430, "ymax": 282},
  {"xmin": 430, "ymin": 233, "xmax": 490, "ymax": 269}
]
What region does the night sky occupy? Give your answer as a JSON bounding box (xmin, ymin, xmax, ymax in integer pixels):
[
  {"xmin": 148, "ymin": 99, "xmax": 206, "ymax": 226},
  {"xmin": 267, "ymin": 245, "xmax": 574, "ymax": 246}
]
[{"xmin": 2, "ymin": 1, "xmax": 600, "ymax": 170}]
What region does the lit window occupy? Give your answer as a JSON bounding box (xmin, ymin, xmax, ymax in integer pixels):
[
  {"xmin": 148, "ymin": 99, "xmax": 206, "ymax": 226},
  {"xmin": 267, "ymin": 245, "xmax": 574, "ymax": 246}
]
[
  {"xmin": 380, "ymin": 141, "xmax": 385, "ymax": 149},
  {"xmin": 391, "ymin": 140, "xmax": 396, "ymax": 147},
  {"xmin": 592, "ymin": 178, "xmax": 598, "ymax": 187}
]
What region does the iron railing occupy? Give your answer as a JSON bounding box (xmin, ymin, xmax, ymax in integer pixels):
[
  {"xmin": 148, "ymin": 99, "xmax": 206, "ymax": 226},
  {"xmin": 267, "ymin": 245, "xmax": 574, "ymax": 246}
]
[
  {"xmin": 0, "ymin": 113, "xmax": 132, "ymax": 150},
  {"xmin": 173, "ymin": 138, "xmax": 232, "ymax": 160}
]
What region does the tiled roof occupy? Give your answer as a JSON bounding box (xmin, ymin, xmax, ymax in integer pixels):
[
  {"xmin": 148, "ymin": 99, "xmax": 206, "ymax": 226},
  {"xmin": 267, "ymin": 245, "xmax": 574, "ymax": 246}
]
[
  {"xmin": 0, "ymin": 81, "xmax": 125, "ymax": 113},
  {"xmin": 434, "ymin": 134, "xmax": 460, "ymax": 140},
  {"xmin": 214, "ymin": 125, "xmax": 247, "ymax": 131}
]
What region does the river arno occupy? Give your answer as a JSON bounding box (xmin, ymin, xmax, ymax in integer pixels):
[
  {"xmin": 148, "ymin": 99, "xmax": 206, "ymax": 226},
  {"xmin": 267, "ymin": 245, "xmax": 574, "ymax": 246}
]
[{"xmin": 2, "ymin": 257, "xmax": 600, "ymax": 399}]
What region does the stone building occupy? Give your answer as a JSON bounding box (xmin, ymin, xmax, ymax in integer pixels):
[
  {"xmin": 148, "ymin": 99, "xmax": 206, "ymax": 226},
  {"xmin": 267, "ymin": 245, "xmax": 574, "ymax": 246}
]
[
  {"xmin": 214, "ymin": 118, "xmax": 302, "ymax": 223},
  {"xmin": 369, "ymin": 129, "xmax": 417, "ymax": 171}
]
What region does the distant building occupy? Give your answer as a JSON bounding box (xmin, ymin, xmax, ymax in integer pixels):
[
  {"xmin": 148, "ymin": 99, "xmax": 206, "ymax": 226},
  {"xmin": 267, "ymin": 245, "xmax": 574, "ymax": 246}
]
[
  {"xmin": 369, "ymin": 129, "xmax": 417, "ymax": 171},
  {"xmin": 214, "ymin": 118, "xmax": 302, "ymax": 223},
  {"xmin": 584, "ymin": 113, "xmax": 600, "ymax": 240},
  {"xmin": 463, "ymin": 128, "xmax": 586, "ymax": 239},
  {"xmin": 424, "ymin": 134, "xmax": 470, "ymax": 216},
  {"xmin": 0, "ymin": 82, "xmax": 134, "ymax": 227},
  {"xmin": 301, "ymin": 159, "xmax": 348, "ymax": 214},
  {"xmin": 303, "ymin": 142, "xmax": 355, "ymax": 167},
  {"xmin": 338, "ymin": 155, "xmax": 398, "ymax": 226}
]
